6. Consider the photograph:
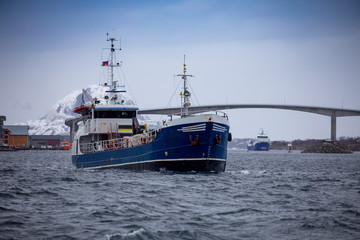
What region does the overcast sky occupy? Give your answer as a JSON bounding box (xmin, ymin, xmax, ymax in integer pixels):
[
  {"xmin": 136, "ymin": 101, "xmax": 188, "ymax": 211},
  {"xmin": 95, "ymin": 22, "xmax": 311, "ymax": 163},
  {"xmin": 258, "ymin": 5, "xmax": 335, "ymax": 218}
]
[{"xmin": 0, "ymin": 0, "xmax": 359, "ymax": 140}]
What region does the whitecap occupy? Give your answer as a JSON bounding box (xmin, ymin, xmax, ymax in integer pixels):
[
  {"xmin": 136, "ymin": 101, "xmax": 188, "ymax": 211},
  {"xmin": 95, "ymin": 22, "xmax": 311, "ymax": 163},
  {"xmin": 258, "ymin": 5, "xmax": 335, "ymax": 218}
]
[
  {"xmin": 240, "ymin": 170, "xmax": 250, "ymax": 175},
  {"xmin": 104, "ymin": 228, "xmax": 146, "ymax": 240}
]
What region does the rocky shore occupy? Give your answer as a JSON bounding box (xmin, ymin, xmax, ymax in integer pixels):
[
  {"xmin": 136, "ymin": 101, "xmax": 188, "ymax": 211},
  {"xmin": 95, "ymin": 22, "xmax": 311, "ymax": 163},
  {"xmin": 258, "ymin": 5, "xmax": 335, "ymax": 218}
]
[
  {"xmin": 270, "ymin": 137, "xmax": 359, "ymax": 152},
  {"xmin": 301, "ymin": 140, "xmax": 352, "ymax": 154}
]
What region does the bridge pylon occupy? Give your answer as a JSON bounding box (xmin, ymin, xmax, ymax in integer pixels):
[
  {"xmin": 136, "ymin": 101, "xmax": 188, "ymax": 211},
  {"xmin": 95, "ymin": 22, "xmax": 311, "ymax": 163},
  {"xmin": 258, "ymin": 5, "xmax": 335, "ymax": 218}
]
[{"xmin": 331, "ymin": 113, "xmax": 336, "ymax": 141}]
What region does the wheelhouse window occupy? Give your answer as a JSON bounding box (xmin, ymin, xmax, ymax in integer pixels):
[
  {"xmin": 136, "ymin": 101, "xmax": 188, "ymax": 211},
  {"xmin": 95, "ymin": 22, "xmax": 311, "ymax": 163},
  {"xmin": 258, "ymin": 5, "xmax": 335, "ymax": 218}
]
[{"xmin": 94, "ymin": 110, "xmax": 136, "ymax": 119}]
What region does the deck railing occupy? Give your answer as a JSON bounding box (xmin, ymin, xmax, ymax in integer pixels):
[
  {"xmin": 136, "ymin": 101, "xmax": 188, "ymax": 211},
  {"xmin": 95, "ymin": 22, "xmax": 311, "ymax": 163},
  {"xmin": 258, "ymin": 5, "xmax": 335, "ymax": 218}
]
[
  {"xmin": 214, "ymin": 111, "xmax": 229, "ymax": 120},
  {"xmin": 79, "ymin": 130, "xmax": 157, "ymax": 154}
]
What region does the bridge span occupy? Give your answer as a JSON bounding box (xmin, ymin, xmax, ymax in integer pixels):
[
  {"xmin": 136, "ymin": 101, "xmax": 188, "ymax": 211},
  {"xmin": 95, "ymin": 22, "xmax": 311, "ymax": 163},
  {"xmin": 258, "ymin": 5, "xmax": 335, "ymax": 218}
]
[
  {"xmin": 138, "ymin": 104, "xmax": 360, "ymax": 141},
  {"xmin": 65, "ymin": 104, "xmax": 360, "ymax": 141}
]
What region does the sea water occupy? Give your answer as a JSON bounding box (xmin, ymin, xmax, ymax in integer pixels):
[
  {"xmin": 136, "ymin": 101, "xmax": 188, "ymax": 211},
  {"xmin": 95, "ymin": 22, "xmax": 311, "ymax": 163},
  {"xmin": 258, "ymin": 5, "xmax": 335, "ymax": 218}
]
[{"xmin": 0, "ymin": 150, "xmax": 359, "ymax": 240}]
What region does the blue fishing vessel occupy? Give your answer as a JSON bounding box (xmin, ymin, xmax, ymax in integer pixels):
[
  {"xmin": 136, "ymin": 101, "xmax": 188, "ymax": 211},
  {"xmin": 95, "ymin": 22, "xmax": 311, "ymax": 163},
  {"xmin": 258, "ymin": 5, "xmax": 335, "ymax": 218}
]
[
  {"xmin": 247, "ymin": 129, "xmax": 271, "ymax": 151},
  {"xmin": 69, "ymin": 35, "xmax": 231, "ymax": 172}
]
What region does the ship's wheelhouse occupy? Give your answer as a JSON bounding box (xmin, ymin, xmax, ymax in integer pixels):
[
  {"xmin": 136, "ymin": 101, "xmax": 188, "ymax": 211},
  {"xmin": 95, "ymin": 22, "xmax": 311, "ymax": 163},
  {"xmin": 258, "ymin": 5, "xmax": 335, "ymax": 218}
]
[
  {"xmin": 77, "ymin": 107, "xmax": 141, "ymax": 153},
  {"xmin": 92, "ymin": 107, "xmax": 139, "ymax": 135},
  {"xmin": 94, "ymin": 110, "xmax": 136, "ymax": 119}
]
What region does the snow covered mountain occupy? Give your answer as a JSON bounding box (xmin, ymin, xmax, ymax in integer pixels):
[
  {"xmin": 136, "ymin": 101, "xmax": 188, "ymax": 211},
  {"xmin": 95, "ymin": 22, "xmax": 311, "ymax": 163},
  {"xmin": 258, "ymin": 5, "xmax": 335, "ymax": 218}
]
[{"xmin": 22, "ymin": 84, "xmax": 160, "ymax": 135}]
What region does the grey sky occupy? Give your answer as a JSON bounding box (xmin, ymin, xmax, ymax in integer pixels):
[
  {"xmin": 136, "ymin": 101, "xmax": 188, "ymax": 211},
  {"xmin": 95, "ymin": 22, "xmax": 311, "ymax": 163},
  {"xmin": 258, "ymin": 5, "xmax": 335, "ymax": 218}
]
[{"xmin": 0, "ymin": 0, "xmax": 359, "ymax": 140}]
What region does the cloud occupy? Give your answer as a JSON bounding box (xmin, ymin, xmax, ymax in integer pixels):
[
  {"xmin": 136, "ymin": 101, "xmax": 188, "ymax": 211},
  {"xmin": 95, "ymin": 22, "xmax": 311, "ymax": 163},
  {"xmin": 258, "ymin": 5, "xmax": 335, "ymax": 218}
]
[
  {"xmin": 22, "ymin": 102, "xmax": 32, "ymax": 111},
  {"xmin": 11, "ymin": 99, "xmax": 20, "ymax": 110}
]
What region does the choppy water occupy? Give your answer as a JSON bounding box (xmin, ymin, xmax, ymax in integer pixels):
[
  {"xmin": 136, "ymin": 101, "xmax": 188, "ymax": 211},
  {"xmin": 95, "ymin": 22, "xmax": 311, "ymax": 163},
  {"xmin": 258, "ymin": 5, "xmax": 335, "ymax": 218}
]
[{"xmin": 0, "ymin": 150, "xmax": 359, "ymax": 240}]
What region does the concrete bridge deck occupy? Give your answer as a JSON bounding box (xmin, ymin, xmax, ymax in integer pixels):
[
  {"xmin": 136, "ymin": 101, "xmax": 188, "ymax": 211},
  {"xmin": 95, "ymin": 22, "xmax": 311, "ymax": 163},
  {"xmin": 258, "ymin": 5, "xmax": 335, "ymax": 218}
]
[
  {"xmin": 65, "ymin": 104, "xmax": 360, "ymax": 141},
  {"xmin": 138, "ymin": 104, "xmax": 360, "ymax": 141}
]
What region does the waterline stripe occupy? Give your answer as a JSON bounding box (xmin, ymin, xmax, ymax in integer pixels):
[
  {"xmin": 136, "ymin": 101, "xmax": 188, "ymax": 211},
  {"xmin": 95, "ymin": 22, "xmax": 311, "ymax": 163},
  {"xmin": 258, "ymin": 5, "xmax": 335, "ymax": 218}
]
[{"xmin": 80, "ymin": 158, "xmax": 226, "ymax": 170}]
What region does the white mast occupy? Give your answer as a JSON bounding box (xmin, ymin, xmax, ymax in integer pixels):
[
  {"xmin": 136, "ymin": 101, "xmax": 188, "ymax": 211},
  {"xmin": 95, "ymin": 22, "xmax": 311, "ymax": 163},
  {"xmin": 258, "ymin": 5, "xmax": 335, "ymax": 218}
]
[
  {"xmin": 177, "ymin": 55, "xmax": 193, "ymax": 117},
  {"xmin": 103, "ymin": 33, "xmax": 123, "ymax": 105}
]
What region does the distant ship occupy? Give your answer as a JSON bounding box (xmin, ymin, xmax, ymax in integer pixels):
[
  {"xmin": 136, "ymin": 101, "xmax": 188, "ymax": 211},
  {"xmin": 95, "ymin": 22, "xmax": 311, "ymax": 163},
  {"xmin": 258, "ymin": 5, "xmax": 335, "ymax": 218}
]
[
  {"xmin": 60, "ymin": 142, "xmax": 71, "ymax": 150},
  {"xmin": 67, "ymin": 35, "xmax": 232, "ymax": 172},
  {"xmin": 247, "ymin": 129, "xmax": 271, "ymax": 151}
]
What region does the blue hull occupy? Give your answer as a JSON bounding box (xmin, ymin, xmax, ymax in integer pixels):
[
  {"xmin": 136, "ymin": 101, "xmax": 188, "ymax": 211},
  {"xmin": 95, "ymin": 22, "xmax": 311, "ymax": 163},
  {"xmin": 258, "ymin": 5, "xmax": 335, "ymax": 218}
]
[
  {"xmin": 247, "ymin": 142, "xmax": 270, "ymax": 151},
  {"xmin": 72, "ymin": 122, "xmax": 229, "ymax": 172}
]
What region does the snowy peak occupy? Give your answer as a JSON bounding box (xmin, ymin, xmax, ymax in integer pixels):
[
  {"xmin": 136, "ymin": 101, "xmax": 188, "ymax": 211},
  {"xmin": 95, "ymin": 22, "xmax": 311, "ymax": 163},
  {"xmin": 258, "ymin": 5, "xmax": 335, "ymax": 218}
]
[{"xmin": 22, "ymin": 84, "xmax": 139, "ymax": 135}]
